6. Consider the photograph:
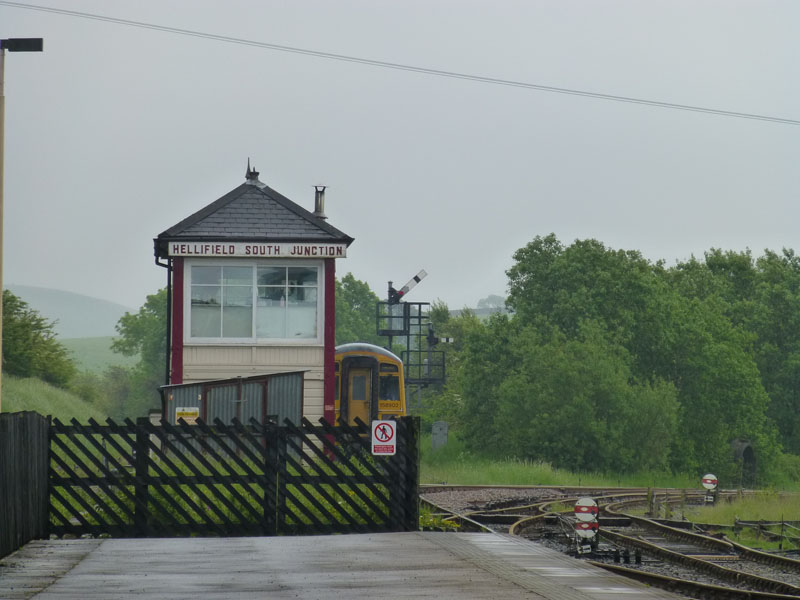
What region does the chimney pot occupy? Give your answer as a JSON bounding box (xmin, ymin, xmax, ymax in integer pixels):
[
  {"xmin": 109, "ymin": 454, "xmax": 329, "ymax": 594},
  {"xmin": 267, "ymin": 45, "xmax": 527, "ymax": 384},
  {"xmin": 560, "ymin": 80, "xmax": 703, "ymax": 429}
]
[{"xmin": 314, "ymin": 186, "xmax": 327, "ymax": 220}]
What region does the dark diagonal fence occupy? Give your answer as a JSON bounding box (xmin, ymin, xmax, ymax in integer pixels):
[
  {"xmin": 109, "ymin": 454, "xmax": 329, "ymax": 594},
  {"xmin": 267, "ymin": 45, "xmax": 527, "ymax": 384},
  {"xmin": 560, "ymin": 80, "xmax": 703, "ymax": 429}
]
[{"xmin": 47, "ymin": 416, "xmax": 419, "ymax": 538}]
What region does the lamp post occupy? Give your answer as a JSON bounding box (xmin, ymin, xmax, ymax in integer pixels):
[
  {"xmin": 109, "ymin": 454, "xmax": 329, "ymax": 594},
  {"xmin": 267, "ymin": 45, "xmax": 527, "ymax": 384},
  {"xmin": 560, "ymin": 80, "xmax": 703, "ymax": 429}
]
[{"xmin": 0, "ymin": 38, "xmax": 43, "ymax": 413}]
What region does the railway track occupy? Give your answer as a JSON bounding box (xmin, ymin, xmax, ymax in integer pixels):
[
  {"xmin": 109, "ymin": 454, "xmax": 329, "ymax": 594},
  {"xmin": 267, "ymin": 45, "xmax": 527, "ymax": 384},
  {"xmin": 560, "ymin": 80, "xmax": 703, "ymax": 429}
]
[{"xmin": 420, "ymin": 485, "xmax": 800, "ymax": 599}]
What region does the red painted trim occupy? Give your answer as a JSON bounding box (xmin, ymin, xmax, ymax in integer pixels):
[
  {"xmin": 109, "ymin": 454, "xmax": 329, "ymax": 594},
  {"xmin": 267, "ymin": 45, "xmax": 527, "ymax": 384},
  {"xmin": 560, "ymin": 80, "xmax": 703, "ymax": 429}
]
[
  {"xmin": 323, "ymin": 258, "xmax": 336, "ymax": 424},
  {"xmin": 170, "ymin": 257, "xmax": 184, "ymax": 384}
]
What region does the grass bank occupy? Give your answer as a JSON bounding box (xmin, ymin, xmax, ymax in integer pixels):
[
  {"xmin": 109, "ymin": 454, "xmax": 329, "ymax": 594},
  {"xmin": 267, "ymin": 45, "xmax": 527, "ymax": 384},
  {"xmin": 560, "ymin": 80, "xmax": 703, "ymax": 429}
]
[
  {"xmin": 420, "ymin": 435, "xmax": 698, "ymax": 489},
  {"xmin": 419, "ymin": 433, "xmax": 796, "ymax": 493},
  {"xmin": 2, "ymin": 375, "xmax": 106, "ymax": 422},
  {"xmin": 685, "ymin": 492, "xmax": 800, "ymax": 523}
]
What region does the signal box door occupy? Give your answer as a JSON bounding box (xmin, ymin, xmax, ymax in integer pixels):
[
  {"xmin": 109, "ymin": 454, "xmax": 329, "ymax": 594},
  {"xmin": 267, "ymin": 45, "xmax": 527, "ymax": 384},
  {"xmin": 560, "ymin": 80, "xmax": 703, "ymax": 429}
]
[{"xmin": 347, "ymin": 369, "xmax": 371, "ymax": 426}]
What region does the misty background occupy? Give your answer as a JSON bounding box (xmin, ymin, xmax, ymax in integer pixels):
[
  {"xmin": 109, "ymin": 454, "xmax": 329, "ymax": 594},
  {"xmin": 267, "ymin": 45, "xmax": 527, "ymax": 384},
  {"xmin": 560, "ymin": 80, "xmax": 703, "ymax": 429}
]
[{"xmin": 2, "ymin": 1, "xmax": 797, "ymax": 314}]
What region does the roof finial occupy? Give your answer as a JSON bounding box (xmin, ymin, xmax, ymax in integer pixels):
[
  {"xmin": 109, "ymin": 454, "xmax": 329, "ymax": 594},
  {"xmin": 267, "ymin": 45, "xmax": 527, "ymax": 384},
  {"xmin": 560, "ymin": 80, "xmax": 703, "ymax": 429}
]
[
  {"xmin": 244, "ymin": 158, "xmax": 266, "ymax": 188},
  {"xmin": 245, "ymin": 158, "xmax": 257, "ymax": 179}
]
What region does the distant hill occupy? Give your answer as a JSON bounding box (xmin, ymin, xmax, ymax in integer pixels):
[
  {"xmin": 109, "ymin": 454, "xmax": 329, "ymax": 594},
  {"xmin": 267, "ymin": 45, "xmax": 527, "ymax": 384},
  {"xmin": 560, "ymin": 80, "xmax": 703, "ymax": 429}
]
[{"xmin": 5, "ymin": 284, "xmax": 133, "ymax": 339}]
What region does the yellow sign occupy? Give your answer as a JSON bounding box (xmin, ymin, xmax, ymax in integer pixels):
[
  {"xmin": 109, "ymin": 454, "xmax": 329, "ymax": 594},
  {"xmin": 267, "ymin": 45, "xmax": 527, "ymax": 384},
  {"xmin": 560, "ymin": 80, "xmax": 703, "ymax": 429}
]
[
  {"xmin": 379, "ymin": 400, "xmax": 402, "ymax": 412},
  {"xmin": 176, "ymin": 407, "xmax": 200, "ymax": 425}
]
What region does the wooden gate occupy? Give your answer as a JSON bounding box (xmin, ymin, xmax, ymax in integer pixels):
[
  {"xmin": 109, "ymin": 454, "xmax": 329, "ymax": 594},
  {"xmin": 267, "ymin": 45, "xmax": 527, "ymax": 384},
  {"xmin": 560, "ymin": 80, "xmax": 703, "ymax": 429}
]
[{"xmin": 48, "ymin": 416, "xmax": 419, "ymax": 537}]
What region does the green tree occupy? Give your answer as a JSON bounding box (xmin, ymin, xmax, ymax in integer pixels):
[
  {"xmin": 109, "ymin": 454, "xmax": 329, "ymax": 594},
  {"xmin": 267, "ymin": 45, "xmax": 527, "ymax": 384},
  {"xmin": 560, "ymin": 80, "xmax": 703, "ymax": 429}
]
[
  {"xmin": 748, "ymin": 249, "xmax": 800, "ymax": 453},
  {"xmin": 458, "ymin": 318, "xmax": 678, "ymax": 472},
  {"xmin": 2, "ymin": 290, "xmax": 75, "ymax": 387},
  {"xmin": 506, "ymin": 234, "xmax": 660, "ymax": 348},
  {"xmin": 111, "ymin": 288, "xmax": 167, "ymax": 417},
  {"xmin": 335, "ymin": 273, "xmax": 382, "ymax": 345},
  {"xmin": 668, "ymin": 249, "xmax": 796, "ymax": 458},
  {"xmin": 420, "ymin": 300, "xmax": 485, "ymax": 428},
  {"xmin": 476, "ymin": 294, "xmax": 506, "ymax": 311},
  {"xmin": 462, "ymin": 234, "xmax": 782, "ymax": 477}
]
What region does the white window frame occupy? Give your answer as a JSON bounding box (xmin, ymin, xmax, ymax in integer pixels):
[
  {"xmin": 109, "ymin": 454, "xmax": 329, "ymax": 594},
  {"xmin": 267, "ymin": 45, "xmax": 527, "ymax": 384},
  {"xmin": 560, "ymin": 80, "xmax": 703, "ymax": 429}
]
[{"xmin": 184, "ymin": 258, "xmax": 324, "ymax": 345}]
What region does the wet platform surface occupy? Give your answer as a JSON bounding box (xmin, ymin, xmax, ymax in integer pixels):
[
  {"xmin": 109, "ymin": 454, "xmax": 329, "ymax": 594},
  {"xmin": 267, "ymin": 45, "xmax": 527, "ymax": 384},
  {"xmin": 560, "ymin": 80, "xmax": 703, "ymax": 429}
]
[{"xmin": 0, "ymin": 532, "xmax": 683, "ymax": 599}]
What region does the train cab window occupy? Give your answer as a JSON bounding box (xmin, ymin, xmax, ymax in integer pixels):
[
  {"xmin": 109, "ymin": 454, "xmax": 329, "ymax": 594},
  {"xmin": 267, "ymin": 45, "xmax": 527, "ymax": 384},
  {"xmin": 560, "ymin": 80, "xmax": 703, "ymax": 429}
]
[
  {"xmin": 379, "ymin": 375, "xmax": 400, "ymax": 401},
  {"xmin": 351, "ymin": 375, "xmax": 367, "ymax": 401},
  {"xmin": 334, "ymin": 375, "xmax": 339, "ymax": 401}
]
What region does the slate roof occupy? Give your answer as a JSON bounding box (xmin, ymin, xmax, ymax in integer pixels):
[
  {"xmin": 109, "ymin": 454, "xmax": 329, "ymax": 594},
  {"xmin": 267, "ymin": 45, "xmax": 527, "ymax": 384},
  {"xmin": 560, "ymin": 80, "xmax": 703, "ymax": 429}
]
[{"xmin": 154, "ymin": 178, "xmax": 353, "ymax": 258}]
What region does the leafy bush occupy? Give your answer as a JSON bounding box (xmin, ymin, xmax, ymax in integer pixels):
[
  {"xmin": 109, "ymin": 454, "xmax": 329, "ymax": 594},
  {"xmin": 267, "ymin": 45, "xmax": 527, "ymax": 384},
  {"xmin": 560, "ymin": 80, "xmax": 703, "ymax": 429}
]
[{"xmin": 2, "ymin": 290, "xmax": 76, "ymax": 386}]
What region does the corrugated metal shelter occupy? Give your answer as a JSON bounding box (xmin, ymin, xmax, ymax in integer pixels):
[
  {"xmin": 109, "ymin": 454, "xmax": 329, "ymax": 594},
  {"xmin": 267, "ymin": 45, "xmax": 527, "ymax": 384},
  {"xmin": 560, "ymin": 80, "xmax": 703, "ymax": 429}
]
[{"xmin": 160, "ymin": 371, "xmax": 305, "ymax": 426}]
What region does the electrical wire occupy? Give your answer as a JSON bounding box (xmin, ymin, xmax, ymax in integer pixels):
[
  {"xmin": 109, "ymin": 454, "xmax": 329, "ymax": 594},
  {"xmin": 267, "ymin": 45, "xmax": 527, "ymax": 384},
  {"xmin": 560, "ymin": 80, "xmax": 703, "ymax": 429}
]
[{"xmin": 1, "ymin": 0, "xmax": 798, "ymax": 126}]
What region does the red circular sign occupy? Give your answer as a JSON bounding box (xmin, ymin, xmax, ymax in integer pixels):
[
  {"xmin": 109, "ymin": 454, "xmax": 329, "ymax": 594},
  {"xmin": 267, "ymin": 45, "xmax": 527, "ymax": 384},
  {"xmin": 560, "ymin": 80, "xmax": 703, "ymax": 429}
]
[
  {"xmin": 575, "ymin": 520, "xmax": 598, "ymax": 538},
  {"xmin": 574, "ymin": 498, "xmax": 599, "ymax": 522},
  {"xmin": 374, "ymin": 422, "xmax": 394, "ymax": 443}
]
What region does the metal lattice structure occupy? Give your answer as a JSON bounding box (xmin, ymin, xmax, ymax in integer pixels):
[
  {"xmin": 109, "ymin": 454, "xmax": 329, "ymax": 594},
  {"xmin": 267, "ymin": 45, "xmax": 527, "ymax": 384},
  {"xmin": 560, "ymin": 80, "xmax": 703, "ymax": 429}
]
[{"xmin": 376, "ymin": 301, "xmax": 445, "ymax": 386}]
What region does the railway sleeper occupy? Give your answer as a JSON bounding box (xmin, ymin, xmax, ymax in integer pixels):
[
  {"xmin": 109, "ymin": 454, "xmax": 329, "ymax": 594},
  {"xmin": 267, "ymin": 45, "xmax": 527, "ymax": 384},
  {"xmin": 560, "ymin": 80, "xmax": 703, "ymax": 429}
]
[
  {"xmin": 589, "ymin": 561, "xmax": 800, "ymax": 600},
  {"xmin": 608, "ymin": 508, "xmax": 800, "ymax": 573},
  {"xmin": 599, "ymin": 529, "xmax": 800, "ymax": 596},
  {"xmin": 606, "ymin": 510, "xmax": 736, "ymax": 553},
  {"xmin": 724, "ymin": 535, "xmax": 800, "ymax": 572}
]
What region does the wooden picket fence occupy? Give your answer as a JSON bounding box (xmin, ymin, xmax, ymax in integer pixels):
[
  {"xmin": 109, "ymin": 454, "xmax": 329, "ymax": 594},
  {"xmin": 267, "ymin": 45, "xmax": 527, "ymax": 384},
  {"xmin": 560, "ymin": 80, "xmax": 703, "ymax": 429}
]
[
  {"xmin": 49, "ymin": 416, "xmax": 419, "ymax": 538},
  {"xmin": 1, "ymin": 412, "xmax": 50, "ymax": 558}
]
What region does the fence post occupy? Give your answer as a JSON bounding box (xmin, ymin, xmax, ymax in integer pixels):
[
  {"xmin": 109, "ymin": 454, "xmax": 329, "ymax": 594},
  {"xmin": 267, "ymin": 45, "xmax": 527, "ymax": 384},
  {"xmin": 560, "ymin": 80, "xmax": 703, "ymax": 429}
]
[
  {"xmin": 403, "ymin": 416, "xmax": 420, "ymax": 531},
  {"xmin": 264, "ymin": 422, "xmax": 288, "ymax": 535},
  {"xmin": 387, "ymin": 453, "xmax": 403, "ymax": 531},
  {"xmin": 134, "ymin": 417, "xmax": 149, "ymax": 537},
  {"xmin": 41, "ymin": 415, "xmax": 51, "ymax": 540},
  {"xmin": 387, "ymin": 416, "xmax": 420, "ymax": 531}
]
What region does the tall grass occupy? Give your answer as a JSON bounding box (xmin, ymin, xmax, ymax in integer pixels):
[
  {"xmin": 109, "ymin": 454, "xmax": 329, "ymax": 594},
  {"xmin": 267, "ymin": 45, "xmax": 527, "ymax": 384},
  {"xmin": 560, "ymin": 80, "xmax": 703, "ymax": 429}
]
[
  {"xmin": 422, "ymin": 434, "xmax": 711, "ymax": 490},
  {"xmin": 685, "ymin": 492, "xmax": 800, "ymax": 523},
  {"xmin": 2, "ymin": 375, "xmax": 106, "ymax": 422}
]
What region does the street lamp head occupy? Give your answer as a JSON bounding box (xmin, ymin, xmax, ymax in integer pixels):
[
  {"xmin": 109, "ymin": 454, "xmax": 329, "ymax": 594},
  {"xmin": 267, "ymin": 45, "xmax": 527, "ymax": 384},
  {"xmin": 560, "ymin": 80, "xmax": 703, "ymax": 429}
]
[{"xmin": 0, "ymin": 38, "xmax": 44, "ymax": 52}]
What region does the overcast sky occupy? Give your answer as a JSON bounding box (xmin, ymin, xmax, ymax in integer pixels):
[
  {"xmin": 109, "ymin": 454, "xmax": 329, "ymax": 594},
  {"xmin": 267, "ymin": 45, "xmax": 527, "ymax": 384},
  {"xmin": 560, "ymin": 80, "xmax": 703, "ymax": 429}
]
[{"xmin": 2, "ymin": 1, "xmax": 798, "ymax": 312}]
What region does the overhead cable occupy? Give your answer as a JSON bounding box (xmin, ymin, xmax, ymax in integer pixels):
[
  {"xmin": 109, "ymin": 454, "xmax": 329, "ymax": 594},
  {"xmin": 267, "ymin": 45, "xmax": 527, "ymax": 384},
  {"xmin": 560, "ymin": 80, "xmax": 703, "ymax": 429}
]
[{"xmin": 1, "ymin": 0, "xmax": 797, "ymax": 126}]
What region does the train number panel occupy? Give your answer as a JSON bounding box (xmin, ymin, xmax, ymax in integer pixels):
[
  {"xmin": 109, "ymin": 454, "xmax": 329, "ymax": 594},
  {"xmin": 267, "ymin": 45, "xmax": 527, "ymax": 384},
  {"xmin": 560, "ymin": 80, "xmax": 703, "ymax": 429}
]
[{"xmin": 335, "ymin": 343, "xmax": 407, "ymax": 426}]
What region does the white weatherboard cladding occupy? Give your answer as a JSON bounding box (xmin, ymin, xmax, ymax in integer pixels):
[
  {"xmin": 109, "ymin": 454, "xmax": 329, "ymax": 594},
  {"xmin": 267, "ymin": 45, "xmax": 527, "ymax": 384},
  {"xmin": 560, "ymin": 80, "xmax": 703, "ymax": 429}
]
[{"xmin": 181, "ymin": 345, "xmax": 324, "ymax": 422}]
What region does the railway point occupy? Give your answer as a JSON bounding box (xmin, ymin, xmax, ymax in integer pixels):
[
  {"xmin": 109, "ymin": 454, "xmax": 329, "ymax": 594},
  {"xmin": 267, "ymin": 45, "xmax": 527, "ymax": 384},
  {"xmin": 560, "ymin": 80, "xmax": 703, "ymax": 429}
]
[{"xmin": 0, "ymin": 531, "xmax": 684, "ymax": 599}]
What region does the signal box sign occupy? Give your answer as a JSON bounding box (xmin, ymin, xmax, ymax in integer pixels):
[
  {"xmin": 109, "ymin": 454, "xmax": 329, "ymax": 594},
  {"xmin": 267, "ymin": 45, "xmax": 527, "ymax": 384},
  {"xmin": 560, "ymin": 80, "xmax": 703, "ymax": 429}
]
[
  {"xmin": 176, "ymin": 407, "xmax": 199, "ymax": 425},
  {"xmin": 372, "ymin": 420, "xmax": 396, "ymax": 456}
]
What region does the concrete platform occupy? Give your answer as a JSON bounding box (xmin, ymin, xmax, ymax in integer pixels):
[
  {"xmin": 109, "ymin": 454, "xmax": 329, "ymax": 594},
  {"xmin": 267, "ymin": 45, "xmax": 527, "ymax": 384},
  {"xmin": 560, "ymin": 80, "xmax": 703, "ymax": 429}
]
[{"xmin": 0, "ymin": 532, "xmax": 683, "ymax": 599}]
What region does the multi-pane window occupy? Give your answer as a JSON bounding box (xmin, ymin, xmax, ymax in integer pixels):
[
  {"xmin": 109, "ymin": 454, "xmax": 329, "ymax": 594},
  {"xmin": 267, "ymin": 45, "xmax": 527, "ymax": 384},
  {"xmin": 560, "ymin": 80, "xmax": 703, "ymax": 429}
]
[
  {"xmin": 256, "ymin": 266, "xmax": 318, "ymax": 339},
  {"xmin": 189, "ymin": 263, "xmax": 319, "ymax": 341}
]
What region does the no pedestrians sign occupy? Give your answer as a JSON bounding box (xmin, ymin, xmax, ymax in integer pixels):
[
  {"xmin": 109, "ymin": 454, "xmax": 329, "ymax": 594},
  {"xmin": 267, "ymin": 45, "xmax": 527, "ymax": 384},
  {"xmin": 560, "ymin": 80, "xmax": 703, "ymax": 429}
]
[{"xmin": 372, "ymin": 420, "xmax": 396, "ymax": 456}]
